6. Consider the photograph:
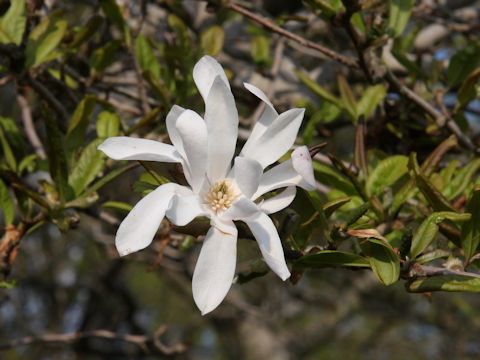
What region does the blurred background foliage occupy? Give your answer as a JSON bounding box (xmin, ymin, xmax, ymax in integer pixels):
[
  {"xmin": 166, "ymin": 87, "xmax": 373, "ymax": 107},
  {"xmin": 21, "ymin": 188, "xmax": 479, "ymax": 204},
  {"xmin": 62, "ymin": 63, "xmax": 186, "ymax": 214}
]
[{"xmin": 0, "ymin": 0, "xmax": 480, "ymax": 358}]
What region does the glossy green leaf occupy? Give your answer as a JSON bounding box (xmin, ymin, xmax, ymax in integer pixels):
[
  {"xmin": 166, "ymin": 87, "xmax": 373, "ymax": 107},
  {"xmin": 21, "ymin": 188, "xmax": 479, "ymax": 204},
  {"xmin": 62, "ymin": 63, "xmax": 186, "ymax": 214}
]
[
  {"xmin": 447, "ymin": 42, "xmax": 480, "ymax": 87},
  {"xmin": 251, "ymin": 35, "xmax": 271, "ymax": 65},
  {"xmin": 69, "ymin": 15, "xmax": 104, "ymax": 49},
  {"xmin": 415, "ymin": 174, "xmax": 456, "ymax": 212},
  {"xmin": 410, "ymin": 212, "xmax": 471, "ymax": 258},
  {"xmin": 44, "ymin": 110, "xmax": 72, "ymax": 203},
  {"xmin": 443, "ymin": 158, "xmax": 480, "ymax": 200},
  {"xmin": 461, "ymin": 188, "xmax": 480, "ymax": 261},
  {"xmin": 0, "ymin": 178, "xmax": 14, "ymax": 226},
  {"xmin": 102, "ymin": 200, "xmax": 132, "ymax": 212},
  {"xmin": 135, "ymin": 34, "xmax": 161, "ymax": 78},
  {"xmin": 356, "ymin": 84, "xmax": 386, "ymax": 119},
  {"xmin": 361, "ymin": 238, "xmax": 400, "ymax": 285},
  {"xmin": 65, "ymin": 96, "xmax": 97, "ymax": 157},
  {"xmin": 407, "ymin": 275, "xmax": 480, "ymax": 293},
  {"xmin": 25, "ymin": 12, "xmax": 68, "ymax": 68},
  {"xmin": 90, "ymin": 40, "xmax": 121, "ymax": 74},
  {"xmin": 387, "ymin": 0, "xmax": 415, "ymax": 38},
  {"xmin": 68, "ymin": 139, "xmax": 105, "ymax": 196},
  {"xmin": 295, "ymin": 250, "xmax": 370, "ymax": 268},
  {"xmin": 296, "ymin": 71, "xmax": 342, "ymax": 106},
  {"xmin": 366, "ymin": 155, "xmax": 408, "ymax": 196},
  {"xmin": 0, "ymin": 0, "xmax": 26, "ymax": 45},
  {"xmin": 201, "ymin": 25, "xmax": 224, "ymax": 56},
  {"xmin": 96, "ymin": 111, "xmax": 120, "ymax": 138},
  {"xmin": 0, "ymin": 123, "xmax": 16, "ymax": 171},
  {"xmin": 337, "ymin": 73, "xmax": 357, "ymax": 119},
  {"xmin": 456, "ymin": 68, "xmax": 480, "ymax": 110}
]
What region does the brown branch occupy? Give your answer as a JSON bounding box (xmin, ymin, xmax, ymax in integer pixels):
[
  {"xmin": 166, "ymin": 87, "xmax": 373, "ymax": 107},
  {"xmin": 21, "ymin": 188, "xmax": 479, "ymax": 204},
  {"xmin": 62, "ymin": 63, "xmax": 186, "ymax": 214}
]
[
  {"xmin": 0, "ymin": 327, "xmax": 187, "ymax": 355},
  {"xmin": 26, "ymin": 76, "xmax": 69, "ymax": 131},
  {"xmin": 386, "ymin": 71, "xmax": 476, "ymax": 152},
  {"xmin": 225, "ymin": 1, "xmax": 359, "ymax": 68},
  {"xmin": 17, "ymin": 94, "xmax": 46, "ymax": 160}
]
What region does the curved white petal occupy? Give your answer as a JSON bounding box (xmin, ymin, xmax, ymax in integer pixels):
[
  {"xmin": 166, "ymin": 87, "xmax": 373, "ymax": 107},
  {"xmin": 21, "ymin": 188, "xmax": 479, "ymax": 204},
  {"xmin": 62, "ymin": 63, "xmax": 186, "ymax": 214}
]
[
  {"xmin": 205, "ymin": 76, "xmax": 238, "ymax": 182},
  {"xmin": 166, "ymin": 105, "xmax": 187, "ymax": 158},
  {"xmin": 193, "ymin": 55, "xmax": 230, "ymax": 101},
  {"xmin": 292, "ymin": 146, "xmax": 316, "ymax": 190},
  {"xmin": 241, "ymin": 83, "xmax": 278, "ymax": 156},
  {"xmin": 176, "ymin": 110, "xmax": 208, "ymax": 192},
  {"xmin": 221, "ymin": 196, "xmax": 259, "ymax": 221},
  {"xmin": 232, "ymin": 157, "xmax": 262, "ymax": 198},
  {"xmin": 253, "ymin": 147, "xmax": 315, "ymax": 199},
  {"xmin": 252, "ymin": 160, "xmax": 298, "ymax": 199},
  {"xmin": 115, "ymin": 183, "xmax": 189, "ymax": 256},
  {"xmin": 241, "ymin": 108, "xmax": 305, "ymax": 168},
  {"xmin": 244, "ymin": 212, "xmax": 290, "ymax": 280},
  {"xmin": 166, "ymin": 194, "xmax": 207, "ymax": 226},
  {"xmin": 192, "ymin": 223, "xmax": 237, "ymax": 315},
  {"xmin": 259, "ymin": 187, "xmax": 296, "ymax": 214},
  {"xmin": 98, "ymin": 137, "xmax": 182, "ymax": 163}
]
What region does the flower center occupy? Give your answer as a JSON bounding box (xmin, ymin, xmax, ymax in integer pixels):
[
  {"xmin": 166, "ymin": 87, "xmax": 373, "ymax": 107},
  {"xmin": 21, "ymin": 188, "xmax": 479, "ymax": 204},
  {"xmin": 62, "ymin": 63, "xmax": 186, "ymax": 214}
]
[{"xmin": 204, "ymin": 179, "xmax": 238, "ymax": 214}]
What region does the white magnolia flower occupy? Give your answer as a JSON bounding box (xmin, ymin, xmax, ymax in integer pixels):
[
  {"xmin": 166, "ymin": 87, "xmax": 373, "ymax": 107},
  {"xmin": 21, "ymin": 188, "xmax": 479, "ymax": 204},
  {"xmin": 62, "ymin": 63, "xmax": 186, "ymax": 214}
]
[{"xmin": 98, "ymin": 56, "xmax": 316, "ymax": 315}]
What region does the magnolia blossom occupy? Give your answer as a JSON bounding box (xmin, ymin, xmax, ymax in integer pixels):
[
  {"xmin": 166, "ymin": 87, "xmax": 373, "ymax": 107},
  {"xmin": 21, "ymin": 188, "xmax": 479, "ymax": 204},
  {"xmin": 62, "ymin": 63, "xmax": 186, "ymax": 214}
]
[{"xmin": 98, "ymin": 56, "xmax": 315, "ymax": 315}]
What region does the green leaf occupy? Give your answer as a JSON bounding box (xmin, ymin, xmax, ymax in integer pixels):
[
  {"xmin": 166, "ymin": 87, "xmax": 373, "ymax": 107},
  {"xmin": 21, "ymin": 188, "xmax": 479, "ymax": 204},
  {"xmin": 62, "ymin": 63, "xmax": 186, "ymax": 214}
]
[
  {"xmin": 0, "ymin": 178, "xmax": 14, "ymax": 226},
  {"xmin": 0, "ymin": 0, "xmax": 26, "ymax": 45},
  {"xmin": 25, "ymin": 12, "xmax": 68, "ymax": 68},
  {"xmin": 366, "ymin": 155, "xmax": 408, "ymax": 196},
  {"xmin": 456, "ymin": 68, "xmax": 480, "ymax": 110},
  {"xmin": 313, "ymin": 162, "xmax": 357, "ymax": 196},
  {"xmin": 68, "ymin": 139, "xmax": 105, "ymax": 196},
  {"xmin": 84, "ymin": 162, "xmax": 137, "ymax": 195},
  {"xmin": 44, "ymin": 110, "xmax": 72, "ymax": 203},
  {"xmin": 294, "ymin": 250, "xmax": 370, "ymax": 268},
  {"xmin": 361, "ymin": 238, "xmax": 400, "ymax": 285},
  {"xmin": 410, "ymin": 212, "xmax": 471, "ymax": 258},
  {"xmin": 296, "ymin": 71, "xmax": 342, "ymax": 106},
  {"xmin": 356, "ymin": 84, "xmax": 386, "ymax": 119},
  {"xmin": 407, "ymin": 275, "xmax": 480, "ymax": 293},
  {"xmin": 251, "ymin": 35, "xmax": 271, "ymax": 65},
  {"xmin": 387, "ymin": 0, "xmax": 415, "ymax": 38},
  {"xmin": 96, "ymin": 111, "xmax": 120, "ymax": 138},
  {"xmin": 102, "ymin": 200, "xmax": 132, "ymax": 212},
  {"xmin": 200, "ymin": 25, "xmax": 224, "ymax": 56},
  {"xmin": 323, "ymin": 196, "xmax": 351, "ymax": 218},
  {"xmin": 303, "ymin": 102, "xmax": 342, "ymax": 144},
  {"xmin": 65, "ymin": 96, "xmax": 97, "ymax": 157},
  {"xmin": 337, "ymin": 73, "xmax": 357, "ymax": 120},
  {"xmin": 69, "ymin": 15, "xmax": 104, "ymax": 49},
  {"xmin": 0, "ymin": 122, "xmax": 17, "ymax": 171},
  {"xmin": 127, "ymin": 108, "xmax": 161, "ymax": 135},
  {"xmin": 90, "ymin": 40, "xmax": 121, "ymax": 74},
  {"xmin": 135, "ymin": 34, "xmax": 161, "ymax": 78},
  {"xmin": 461, "ymin": 188, "xmax": 480, "ymax": 261},
  {"xmin": 100, "ymin": 0, "xmax": 126, "ymax": 29},
  {"xmin": 447, "ymin": 42, "xmax": 480, "ymax": 87},
  {"xmin": 443, "ymin": 158, "xmax": 480, "ymax": 200},
  {"xmin": 415, "ymin": 174, "xmax": 456, "ymax": 212}
]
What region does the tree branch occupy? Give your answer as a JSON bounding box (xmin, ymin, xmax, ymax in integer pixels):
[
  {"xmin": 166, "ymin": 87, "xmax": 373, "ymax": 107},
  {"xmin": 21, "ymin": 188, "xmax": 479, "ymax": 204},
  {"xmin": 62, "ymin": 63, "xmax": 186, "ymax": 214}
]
[{"xmin": 225, "ymin": 1, "xmax": 359, "ymax": 68}]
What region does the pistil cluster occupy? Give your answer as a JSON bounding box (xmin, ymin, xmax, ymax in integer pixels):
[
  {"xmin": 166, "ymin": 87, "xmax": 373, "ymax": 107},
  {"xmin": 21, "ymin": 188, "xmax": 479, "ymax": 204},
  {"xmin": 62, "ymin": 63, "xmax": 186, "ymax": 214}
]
[{"xmin": 204, "ymin": 180, "xmax": 238, "ymax": 214}]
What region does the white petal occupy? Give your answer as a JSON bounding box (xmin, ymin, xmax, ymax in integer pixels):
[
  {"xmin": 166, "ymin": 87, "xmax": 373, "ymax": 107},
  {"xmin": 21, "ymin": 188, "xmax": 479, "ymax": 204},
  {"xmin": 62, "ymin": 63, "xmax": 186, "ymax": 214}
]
[
  {"xmin": 240, "ymin": 83, "xmax": 278, "ymax": 156},
  {"xmin": 244, "ymin": 212, "xmax": 290, "ymax": 280},
  {"xmin": 166, "ymin": 194, "xmax": 207, "ymax": 226},
  {"xmin": 253, "ymin": 160, "xmax": 299, "ymax": 199},
  {"xmin": 253, "ymin": 148, "xmax": 315, "ymax": 199},
  {"xmin": 193, "ymin": 55, "xmax": 230, "ymax": 101},
  {"xmin": 241, "ymin": 108, "xmax": 305, "ymax": 168},
  {"xmin": 221, "ymin": 196, "xmax": 259, "ymax": 221},
  {"xmin": 166, "ymin": 105, "xmax": 186, "ymax": 158},
  {"xmin": 205, "ymin": 76, "xmax": 238, "ymax": 182},
  {"xmin": 176, "ymin": 110, "xmax": 208, "ymax": 192},
  {"xmin": 98, "ymin": 137, "xmax": 182, "ymax": 163},
  {"xmin": 259, "ymin": 187, "xmax": 296, "ymax": 214},
  {"xmin": 192, "ymin": 223, "xmax": 237, "ymax": 315},
  {"xmin": 232, "ymin": 157, "xmax": 262, "ymax": 198},
  {"xmin": 115, "ymin": 183, "xmax": 186, "ymax": 256},
  {"xmin": 292, "ymin": 146, "xmax": 316, "ymax": 190}
]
